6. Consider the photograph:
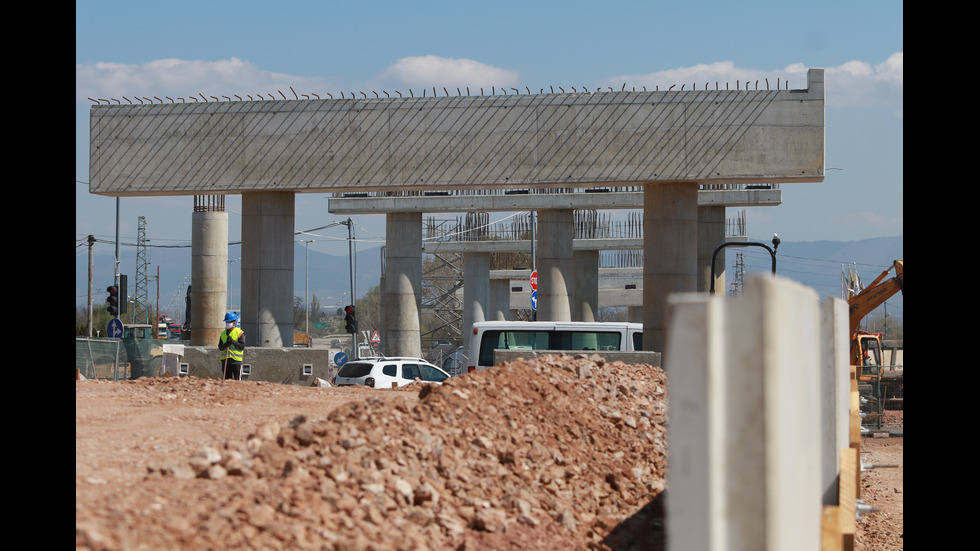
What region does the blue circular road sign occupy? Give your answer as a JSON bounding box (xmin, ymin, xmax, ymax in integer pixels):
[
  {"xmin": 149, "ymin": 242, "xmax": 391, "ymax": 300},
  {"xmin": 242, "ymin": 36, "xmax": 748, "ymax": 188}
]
[
  {"xmin": 530, "ymin": 290, "xmax": 537, "ymax": 311},
  {"xmin": 334, "ymin": 352, "xmax": 348, "ymax": 367},
  {"xmin": 107, "ymin": 318, "xmax": 124, "ymax": 339}
]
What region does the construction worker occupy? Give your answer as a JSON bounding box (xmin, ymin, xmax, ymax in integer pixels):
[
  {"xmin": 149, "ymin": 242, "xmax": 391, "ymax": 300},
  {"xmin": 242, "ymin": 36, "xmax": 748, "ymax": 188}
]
[{"xmin": 218, "ymin": 312, "xmax": 245, "ymax": 379}]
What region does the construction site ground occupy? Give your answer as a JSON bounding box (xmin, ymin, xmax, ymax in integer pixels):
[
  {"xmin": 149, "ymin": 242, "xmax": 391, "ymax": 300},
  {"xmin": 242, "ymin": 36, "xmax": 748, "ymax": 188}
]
[{"xmin": 75, "ymin": 355, "xmax": 902, "ymax": 550}]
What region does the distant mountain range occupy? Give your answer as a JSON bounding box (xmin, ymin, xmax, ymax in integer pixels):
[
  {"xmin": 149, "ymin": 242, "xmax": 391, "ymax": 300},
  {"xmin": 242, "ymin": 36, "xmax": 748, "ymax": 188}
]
[{"xmin": 76, "ymin": 235, "xmax": 903, "ymax": 320}]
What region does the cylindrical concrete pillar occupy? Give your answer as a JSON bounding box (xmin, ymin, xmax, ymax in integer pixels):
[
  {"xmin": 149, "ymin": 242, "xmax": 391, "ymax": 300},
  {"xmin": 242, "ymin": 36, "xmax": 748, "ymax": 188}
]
[
  {"xmin": 384, "ymin": 212, "xmax": 423, "ymax": 358},
  {"xmin": 627, "ymin": 306, "xmax": 643, "ymax": 323},
  {"xmin": 489, "ymin": 279, "xmax": 511, "ymax": 321},
  {"xmin": 536, "ymin": 210, "xmax": 573, "ymax": 321},
  {"xmin": 191, "ymin": 209, "xmax": 228, "ymax": 346},
  {"xmin": 572, "ymin": 250, "xmax": 599, "ymax": 321},
  {"xmin": 241, "ymin": 191, "xmax": 295, "ymax": 348},
  {"xmin": 698, "ymin": 205, "xmax": 726, "ymax": 293},
  {"xmin": 462, "ymin": 252, "xmax": 489, "ymax": 339},
  {"xmin": 643, "ymin": 183, "xmax": 699, "ymax": 353}
]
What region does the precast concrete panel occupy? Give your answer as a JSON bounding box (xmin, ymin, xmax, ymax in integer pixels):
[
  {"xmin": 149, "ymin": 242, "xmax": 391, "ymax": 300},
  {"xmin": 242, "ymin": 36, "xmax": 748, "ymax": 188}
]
[{"xmin": 90, "ymin": 69, "xmax": 823, "ymax": 196}]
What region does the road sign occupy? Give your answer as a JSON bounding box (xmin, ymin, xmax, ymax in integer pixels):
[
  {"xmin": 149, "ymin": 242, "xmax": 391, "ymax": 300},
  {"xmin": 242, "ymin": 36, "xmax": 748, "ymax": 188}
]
[
  {"xmin": 334, "ymin": 352, "xmax": 348, "ymax": 367},
  {"xmin": 371, "ymin": 330, "xmax": 380, "ymax": 344},
  {"xmin": 530, "ymin": 270, "xmax": 538, "ymax": 291},
  {"xmin": 530, "ymin": 290, "xmax": 537, "ymax": 311},
  {"xmin": 107, "ymin": 318, "xmax": 124, "ymax": 339}
]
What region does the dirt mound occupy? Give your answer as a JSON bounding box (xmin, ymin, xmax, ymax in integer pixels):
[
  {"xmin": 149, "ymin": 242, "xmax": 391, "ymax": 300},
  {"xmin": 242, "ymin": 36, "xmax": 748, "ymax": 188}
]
[{"xmin": 76, "ymin": 354, "xmax": 668, "ymax": 550}]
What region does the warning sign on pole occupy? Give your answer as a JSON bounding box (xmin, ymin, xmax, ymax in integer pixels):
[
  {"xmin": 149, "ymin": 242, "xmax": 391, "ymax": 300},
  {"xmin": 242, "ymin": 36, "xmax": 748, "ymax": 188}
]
[{"xmin": 371, "ymin": 330, "xmax": 381, "ymax": 344}]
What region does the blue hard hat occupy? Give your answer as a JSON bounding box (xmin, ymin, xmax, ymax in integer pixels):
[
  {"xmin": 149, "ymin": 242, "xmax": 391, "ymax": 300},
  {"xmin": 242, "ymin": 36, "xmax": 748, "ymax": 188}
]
[{"xmin": 223, "ymin": 312, "xmax": 239, "ymax": 322}]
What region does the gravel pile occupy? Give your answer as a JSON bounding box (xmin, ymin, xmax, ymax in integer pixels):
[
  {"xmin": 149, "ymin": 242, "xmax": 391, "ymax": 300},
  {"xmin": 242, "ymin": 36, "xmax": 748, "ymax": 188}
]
[{"xmin": 79, "ymin": 354, "xmax": 669, "ymax": 550}]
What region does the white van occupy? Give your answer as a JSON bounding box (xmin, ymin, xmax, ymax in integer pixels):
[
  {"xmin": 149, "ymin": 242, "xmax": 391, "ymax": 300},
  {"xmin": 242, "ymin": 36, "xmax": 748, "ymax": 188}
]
[{"xmin": 466, "ymin": 320, "xmax": 643, "ymax": 372}]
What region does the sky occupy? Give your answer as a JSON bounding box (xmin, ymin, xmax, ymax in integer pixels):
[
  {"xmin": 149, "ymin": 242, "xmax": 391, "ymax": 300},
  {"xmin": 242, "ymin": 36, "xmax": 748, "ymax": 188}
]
[{"xmin": 76, "ymin": 0, "xmax": 903, "ymax": 290}]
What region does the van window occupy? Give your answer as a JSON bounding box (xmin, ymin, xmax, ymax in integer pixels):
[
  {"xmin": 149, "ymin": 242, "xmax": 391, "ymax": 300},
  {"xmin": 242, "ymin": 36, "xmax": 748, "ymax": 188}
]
[{"xmin": 478, "ymin": 329, "xmax": 623, "ymax": 366}]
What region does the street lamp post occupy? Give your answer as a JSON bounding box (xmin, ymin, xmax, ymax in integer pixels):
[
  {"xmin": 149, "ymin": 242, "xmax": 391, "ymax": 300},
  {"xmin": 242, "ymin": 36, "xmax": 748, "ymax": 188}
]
[
  {"xmin": 302, "ymin": 219, "xmax": 356, "ymax": 355},
  {"xmin": 709, "ymin": 234, "xmax": 781, "ymax": 294},
  {"xmin": 299, "ymin": 240, "xmax": 314, "ymax": 336}
]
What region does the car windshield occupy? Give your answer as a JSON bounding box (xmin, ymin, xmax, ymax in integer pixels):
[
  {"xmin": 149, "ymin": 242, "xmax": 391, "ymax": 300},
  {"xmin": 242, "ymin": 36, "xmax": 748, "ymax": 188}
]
[{"xmin": 420, "ymin": 364, "xmax": 448, "ymax": 382}]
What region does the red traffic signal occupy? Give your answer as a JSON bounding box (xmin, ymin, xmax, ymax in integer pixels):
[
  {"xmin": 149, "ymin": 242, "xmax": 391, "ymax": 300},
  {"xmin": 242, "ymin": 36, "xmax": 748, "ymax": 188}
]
[
  {"xmin": 344, "ymin": 305, "xmax": 357, "ymax": 334},
  {"xmin": 106, "ymin": 285, "xmax": 119, "ymax": 316}
]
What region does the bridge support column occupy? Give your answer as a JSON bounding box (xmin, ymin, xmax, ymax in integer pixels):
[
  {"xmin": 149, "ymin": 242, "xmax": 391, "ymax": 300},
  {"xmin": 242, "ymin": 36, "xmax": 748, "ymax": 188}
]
[
  {"xmin": 698, "ymin": 205, "xmax": 727, "ymax": 293},
  {"xmin": 190, "ymin": 201, "xmax": 228, "ymax": 346},
  {"xmin": 241, "ymin": 191, "xmax": 295, "ymax": 348},
  {"xmin": 489, "ymin": 278, "xmax": 511, "ymax": 321},
  {"xmin": 644, "ymin": 183, "xmax": 699, "ymax": 354},
  {"xmin": 462, "ymin": 251, "xmax": 489, "ymax": 340},
  {"xmin": 384, "ymin": 212, "xmax": 423, "ymax": 358},
  {"xmin": 536, "ymin": 209, "xmax": 573, "ymax": 321},
  {"xmin": 572, "ymin": 250, "xmax": 599, "ymax": 321}
]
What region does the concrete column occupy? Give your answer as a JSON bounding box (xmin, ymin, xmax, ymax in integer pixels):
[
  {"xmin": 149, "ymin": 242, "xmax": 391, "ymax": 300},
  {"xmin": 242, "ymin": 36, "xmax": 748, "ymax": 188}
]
[
  {"xmin": 190, "ymin": 209, "xmax": 228, "ymax": 346},
  {"xmin": 462, "ymin": 252, "xmax": 490, "ymax": 340},
  {"xmin": 627, "ymin": 306, "xmax": 643, "ymax": 323},
  {"xmin": 241, "ymin": 191, "xmax": 295, "ymax": 348},
  {"xmin": 571, "ymin": 250, "xmax": 599, "ymax": 321},
  {"xmin": 819, "ymin": 297, "xmax": 850, "ymax": 506},
  {"xmin": 378, "ymin": 273, "xmax": 386, "ymax": 354},
  {"xmin": 698, "ymin": 205, "xmax": 726, "ymax": 293},
  {"xmin": 643, "ymin": 183, "xmax": 698, "ymax": 353},
  {"xmin": 384, "ymin": 212, "xmax": 422, "ymax": 358},
  {"xmin": 536, "ymin": 210, "xmax": 573, "ymax": 321},
  {"xmin": 666, "ymin": 275, "xmax": 822, "ymax": 551},
  {"xmin": 489, "ymin": 279, "xmax": 511, "ymax": 321}
]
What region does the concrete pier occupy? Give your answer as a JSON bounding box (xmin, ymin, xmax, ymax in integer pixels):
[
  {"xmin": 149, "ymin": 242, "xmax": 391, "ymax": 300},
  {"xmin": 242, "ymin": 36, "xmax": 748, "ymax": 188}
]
[
  {"xmin": 384, "ymin": 212, "xmax": 423, "ymax": 358},
  {"xmin": 190, "ymin": 207, "xmax": 228, "ymax": 346},
  {"xmin": 241, "ymin": 191, "xmax": 295, "ymax": 348},
  {"xmin": 644, "ymin": 183, "xmax": 699, "ymax": 354},
  {"xmin": 536, "ymin": 210, "xmax": 574, "ymax": 321}
]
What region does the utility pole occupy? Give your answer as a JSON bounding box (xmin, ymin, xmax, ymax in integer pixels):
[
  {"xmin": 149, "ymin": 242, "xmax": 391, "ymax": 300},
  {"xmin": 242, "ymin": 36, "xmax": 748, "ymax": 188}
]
[
  {"xmin": 87, "ymin": 235, "xmax": 96, "ymax": 337},
  {"xmin": 347, "ymin": 218, "xmax": 357, "ymax": 356},
  {"xmin": 299, "ymin": 239, "xmax": 314, "ymax": 336},
  {"xmin": 301, "ymin": 219, "xmax": 357, "ymax": 353}
]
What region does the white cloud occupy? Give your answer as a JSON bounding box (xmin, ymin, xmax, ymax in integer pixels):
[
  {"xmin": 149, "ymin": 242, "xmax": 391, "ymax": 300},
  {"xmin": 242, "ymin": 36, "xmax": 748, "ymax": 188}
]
[
  {"xmin": 76, "ymin": 57, "xmax": 340, "ymax": 103},
  {"xmin": 77, "ymin": 54, "xmax": 901, "ymax": 110},
  {"xmin": 76, "ymin": 55, "xmax": 520, "ymax": 103},
  {"xmin": 598, "ymin": 54, "xmax": 903, "ymax": 111},
  {"xmin": 373, "ymin": 55, "xmax": 520, "ymax": 91}
]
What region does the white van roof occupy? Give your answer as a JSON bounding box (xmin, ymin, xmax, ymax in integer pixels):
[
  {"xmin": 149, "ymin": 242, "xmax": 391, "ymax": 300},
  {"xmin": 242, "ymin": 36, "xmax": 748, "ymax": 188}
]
[{"xmin": 472, "ymin": 320, "xmax": 641, "ymax": 329}]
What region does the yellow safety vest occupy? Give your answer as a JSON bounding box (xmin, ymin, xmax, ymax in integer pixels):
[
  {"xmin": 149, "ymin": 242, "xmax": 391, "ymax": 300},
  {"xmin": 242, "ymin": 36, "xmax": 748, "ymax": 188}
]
[{"xmin": 220, "ymin": 327, "xmax": 244, "ymax": 362}]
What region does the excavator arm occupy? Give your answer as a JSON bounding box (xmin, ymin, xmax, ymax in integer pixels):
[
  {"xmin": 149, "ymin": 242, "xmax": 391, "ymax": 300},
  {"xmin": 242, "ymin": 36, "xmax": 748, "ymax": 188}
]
[{"xmin": 848, "ymin": 260, "xmax": 903, "ymax": 337}]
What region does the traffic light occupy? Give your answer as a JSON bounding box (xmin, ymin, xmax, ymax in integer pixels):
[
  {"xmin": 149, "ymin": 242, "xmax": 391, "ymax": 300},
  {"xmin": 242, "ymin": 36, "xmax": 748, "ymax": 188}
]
[
  {"xmin": 106, "ymin": 285, "xmax": 119, "ymax": 316},
  {"xmin": 344, "ymin": 305, "xmax": 357, "ymax": 334},
  {"xmin": 118, "ymin": 274, "xmax": 128, "ymax": 315}
]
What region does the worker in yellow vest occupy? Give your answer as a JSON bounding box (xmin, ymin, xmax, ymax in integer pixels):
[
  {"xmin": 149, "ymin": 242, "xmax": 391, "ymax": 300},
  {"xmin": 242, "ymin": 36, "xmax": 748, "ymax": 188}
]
[{"xmin": 218, "ymin": 312, "xmax": 245, "ymax": 379}]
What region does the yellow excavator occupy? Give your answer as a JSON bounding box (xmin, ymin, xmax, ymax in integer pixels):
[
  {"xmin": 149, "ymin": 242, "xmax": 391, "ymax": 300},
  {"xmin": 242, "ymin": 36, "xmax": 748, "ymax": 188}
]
[{"xmin": 847, "ymin": 260, "xmax": 903, "ymax": 418}]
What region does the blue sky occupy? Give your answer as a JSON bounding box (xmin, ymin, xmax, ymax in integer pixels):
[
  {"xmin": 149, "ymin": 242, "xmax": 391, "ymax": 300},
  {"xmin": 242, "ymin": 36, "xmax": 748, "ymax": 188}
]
[{"xmin": 76, "ymin": 0, "xmax": 902, "ymax": 260}]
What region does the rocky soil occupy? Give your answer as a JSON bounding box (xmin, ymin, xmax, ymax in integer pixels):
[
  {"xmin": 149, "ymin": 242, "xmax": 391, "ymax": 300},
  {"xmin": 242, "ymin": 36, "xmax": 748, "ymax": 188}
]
[{"xmin": 76, "ymin": 354, "xmax": 901, "ymax": 550}]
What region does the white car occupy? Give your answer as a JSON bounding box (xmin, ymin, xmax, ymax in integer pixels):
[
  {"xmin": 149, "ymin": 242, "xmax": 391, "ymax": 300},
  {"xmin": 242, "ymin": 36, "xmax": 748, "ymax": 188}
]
[{"xmin": 332, "ymin": 357, "xmax": 451, "ymax": 389}]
